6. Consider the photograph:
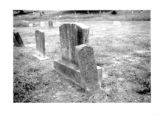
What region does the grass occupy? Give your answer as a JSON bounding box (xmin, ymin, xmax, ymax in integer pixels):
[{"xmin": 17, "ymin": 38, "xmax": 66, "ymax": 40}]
[{"xmin": 13, "ymin": 10, "xmax": 151, "ymax": 103}]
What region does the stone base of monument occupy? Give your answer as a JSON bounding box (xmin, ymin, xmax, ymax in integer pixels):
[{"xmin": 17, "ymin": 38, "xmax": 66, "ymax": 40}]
[
  {"xmin": 54, "ymin": 59, "xmax": 102, "ymax": 91},
  {"xmin": 33, "ymin": 52, "xmax": 49, "ymax": 60},
  {"xmin": 25, "ymin": 43, "xmax": 36, "ymax": 48}
]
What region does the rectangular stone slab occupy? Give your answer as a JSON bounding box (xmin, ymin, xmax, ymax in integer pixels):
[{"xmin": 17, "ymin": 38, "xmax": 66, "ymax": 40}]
[
  {"xmin": 35, "ymin": 30, "xmax": 45, "ymax": 57},
  {"xmin": 34, "ymin": 30, "xmax": 49, "ymax": 60},
  {"xmin": 54, "ymin": 59, "xmax": 102, "ymax": 90},
  {"xmin": 33, "ymin": 53, "xmax": 49, "ymax": 60}
]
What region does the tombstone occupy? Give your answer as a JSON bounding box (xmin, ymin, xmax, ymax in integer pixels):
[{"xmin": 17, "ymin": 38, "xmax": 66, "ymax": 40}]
[
  {"xmin": 48, "ymin": 20, "xmax": 53, "ymax": 28},
  {"xmin": 29, "ymin": 23, "xmax": 33, "ymax": 33},
  {"xmin": 33, "ymin": 30, "xmax": 49, "ymax": 60},
  {"xmin": 59, "ymin": 23, "xmax": 89, "ymax": 65},
  {"xmin": 40, "ymin": 11, "xmax": 44, "ymax": 16},
  {"xmin": 76, "ymin": 44, "xmax": 100, "ymax": 91},
  {"xmin": 13, "ymin": 32, "xmax": 24, "ymax": 47},
  {"xmin": 54, "ymin": 23, "xmax": 102, "ymax": 92}
]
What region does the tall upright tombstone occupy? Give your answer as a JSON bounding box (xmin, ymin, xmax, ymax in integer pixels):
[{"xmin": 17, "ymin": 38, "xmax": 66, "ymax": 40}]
[
  {"xmin": 54, "ymin": 23, "xmax": 102, "ymax": 92},
  {"xmin": 59, "ymin": 23, "xmax": 89, "ymax": 65},
  {"xmin": 48, "ymin": 20, "xmax": 53, "ymax": 28},
  {"xmin": 13, "ymin": 32, "xmax": 24, "ymax": 47},
  {"xmin": 33, "ymin": 30, "xmax": 49, "ymax": 60}
]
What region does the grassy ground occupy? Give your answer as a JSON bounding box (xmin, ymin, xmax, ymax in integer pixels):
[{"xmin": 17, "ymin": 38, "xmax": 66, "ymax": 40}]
[{"xmin": 13, "ymin": 11, "xmax": 151, "ymax": 102}]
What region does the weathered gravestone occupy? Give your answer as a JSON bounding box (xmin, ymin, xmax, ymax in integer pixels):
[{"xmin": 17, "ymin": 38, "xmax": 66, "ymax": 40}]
[
  {"xmin": 13, "ymin": 32, "xmax": 24, "ymax": 47},
  {"xmin": 54, "ymin": 23, "xmax": 102, "ymax": 92},
  {"xmin": 76, "ymin": 44, "xmax": 102, "ymax": 91},
  {"xmin": 59, "ymin": 23, "xmax": 89, "ymax": 65},
  {"xmin": 48, "ymin": 20, "xmax": 53, "ymax": 28},
  {"xmin": 33, "ymin": 30, "xmax": 49, "ymax": 60}
]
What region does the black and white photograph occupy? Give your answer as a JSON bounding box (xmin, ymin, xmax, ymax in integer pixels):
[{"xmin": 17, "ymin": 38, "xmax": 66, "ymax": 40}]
[
  {"xmin": 13, "ymin": 10, "xmax": 151, "ymax": 103},
  {"xmin": 2, "ymin": 0, "xmax": 160, "ymax": 115}
]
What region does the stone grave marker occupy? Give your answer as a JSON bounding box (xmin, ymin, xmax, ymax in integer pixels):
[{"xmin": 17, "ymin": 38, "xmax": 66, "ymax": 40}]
[
  {"xmin": 48, "ymin": 20, "xmax": 53, "ymax": 28},
  {"xmin": 33, "ymin": 30, "xmax": 49, "ymax": 60},
  {"xmin": 13, "ymin": 32, "xmax": 24, "ymax": 47},
  {"xmin": 75, "ymin": 44, "xmax": 100, "ymax": 91},
  {"xmin": 54, "ymin": 23, "xmax": 102, "ymax": 92},
  {"xmin": 29, "ymin": 23, "xmax": 33, "ymax": 33},
  {"xmin": 59, "ymin": 23, "xmax": 89, "ymax": 65}
]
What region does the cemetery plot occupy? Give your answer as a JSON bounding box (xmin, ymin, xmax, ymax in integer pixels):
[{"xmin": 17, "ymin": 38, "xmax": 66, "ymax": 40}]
[
  {"xmin": 54, "ymin": 23, "xmax": 102, "ymax": 92},
  {"xmin": 13, "ymin": 10, "xmax": 150, "ymax": 102}
]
